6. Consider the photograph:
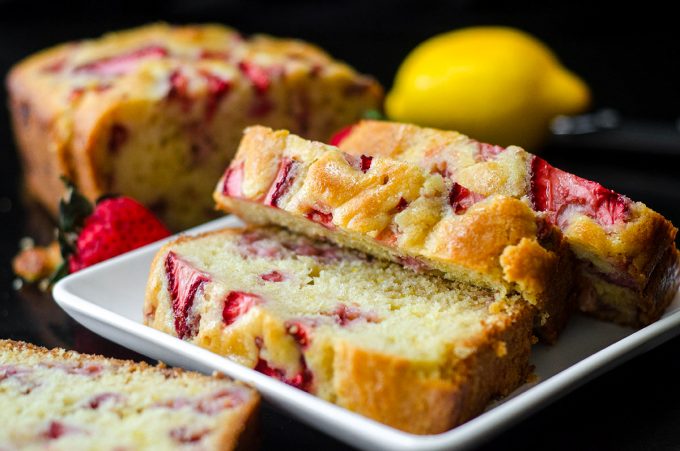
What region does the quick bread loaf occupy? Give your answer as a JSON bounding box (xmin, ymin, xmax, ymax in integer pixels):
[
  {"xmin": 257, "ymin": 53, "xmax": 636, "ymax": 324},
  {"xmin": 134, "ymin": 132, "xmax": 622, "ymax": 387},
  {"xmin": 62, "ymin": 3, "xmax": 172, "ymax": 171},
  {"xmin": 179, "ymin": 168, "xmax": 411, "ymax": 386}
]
[{"xmin": 7, "ymin": 23, "xmax": 382, "ymax": 230}]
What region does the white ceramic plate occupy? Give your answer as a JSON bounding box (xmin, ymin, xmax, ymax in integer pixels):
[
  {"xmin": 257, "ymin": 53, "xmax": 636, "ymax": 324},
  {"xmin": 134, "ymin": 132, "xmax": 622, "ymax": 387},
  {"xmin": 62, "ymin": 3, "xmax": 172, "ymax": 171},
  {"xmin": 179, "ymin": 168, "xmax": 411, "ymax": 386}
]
[{"xmin": 53, "ymin": 215, "xmax": 680, "ymax": 451}]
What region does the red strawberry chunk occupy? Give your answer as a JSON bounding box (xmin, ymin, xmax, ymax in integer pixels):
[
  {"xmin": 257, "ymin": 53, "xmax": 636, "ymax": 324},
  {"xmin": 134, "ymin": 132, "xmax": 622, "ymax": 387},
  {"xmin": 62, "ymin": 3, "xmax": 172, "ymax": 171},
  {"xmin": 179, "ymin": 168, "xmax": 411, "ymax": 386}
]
[
  {"xmin": 68, "ymin": 197, "xmax": 171, "ymax": 273},
  {"xmin": 88, "ymin": 392, "xmax": 122, "ymax": 409},
  {"xmin": 260, "ymin": 270, "xmax": 285, "ymax": 282},
  {"xmin": 222, "ymin": 162, "xmax": 245, "ymax": 198},
  {"xmin": 477, "ymin": 142, "xmax": 506, "ymax": 161},
  {"xmin": 200, "ymin": 70, "xmax": 231, "ymax": 120},
  {"xmin": 196, "ymin": 388, "xmax": 243, "ymax": 414},
  {"xmin": 360, "ymin": 155, "xmax": 373, "ymax": 173},
  {"xmin": 305, "ymin": 209, "xmax": 334, "ymax": 229},
  {"xmin": 342, "ymin": 153, "xmax": 372, "ymax": 173},
  {"xmin": 222, "ymin": 291, "xmax": 262, "ymax": 326},
  {"xmin": 531, "ymin": 157, "xmax": 630, "ymax": 227},
  {"xmin": 287, "ymin": 241, "xmax": 345, "ymax": 263},
  {"xmin": 329, "ymin": 124, "xmax": 356, "ymax": 146},
  {"xmin": 74, "ymin": 45, "xmax": 168, "ymax": 76},
  {"xmin": 264, "ymin": 158, "xmax": 299, "ymax": 207},
  {"xmin": 397, "ymin": 255, "xmax": 430, "ymax": 273},
  {"xmin": 328, "ymin": 303, "xmax": 379, "ymax": 326},
  {"xmin": 286, "ymin": 365, "xmax": 314, "ymax": 392},
  {"xmin": 254, "ymin": 357, "xmax": 313, "ymax": 392},
  {"xmin": 0, "ymin": 365, "xmax": 31, "ymax": 380},
  {"xmin": 449, "ymin": 183, "xmax": 485, "ymax": 214},
  {"xmin": 38, "ymin": 361, "xmax": 103, "ymax": 376},
  {"xmin": 43, "ymin": 421, "xmax": 83, "ymax": 440},
  {"xmin": 394, "ymin": 197, "xmax": 409, "ymax": 213},
  {"xmin": 238, "ymin": 61, "xmax": 271, "ymax": 93},
  {"xmin": 44, "ymin": 421, "xmax": 67, "ymax": 440},
  {"xmin": 165, "ymin": 252, "xmax": 211, "ymax": 340},
  {"xmin": 237, "ymin": 232, "xmax": 284, "ymax": 259},
  {"xmin": 167, "ymin": 70, "xmax": 192, "ymax": 112},
  {"xmin": 285, "ymin": 320, "xmax": 313, "ymax": 349},
  {"xmin": 170, "ymin": 427, "xmax": 209, "ymax": 444}
]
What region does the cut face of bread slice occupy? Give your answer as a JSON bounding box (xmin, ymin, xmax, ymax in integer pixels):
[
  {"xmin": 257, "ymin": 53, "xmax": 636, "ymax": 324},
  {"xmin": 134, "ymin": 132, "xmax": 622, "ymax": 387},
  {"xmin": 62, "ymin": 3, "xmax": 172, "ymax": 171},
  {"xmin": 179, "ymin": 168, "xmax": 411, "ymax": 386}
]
[
  {"xmin": 335, "ymin": 120, "xmax": 680, "ymax": 327},
  {"xmin": 213, "ymin": 126, "xmax": 575, "ymax": 342},
  {"xmin": 0, "ymin": 339, "xmax": 259, "ymax": 450},
  {"xmin": 144, "ymin": 227, "xmax": 533, "ymax": 434},
  {"xmin": 7, "ymin": 23, "xmax": 382, "ymax": 230}
]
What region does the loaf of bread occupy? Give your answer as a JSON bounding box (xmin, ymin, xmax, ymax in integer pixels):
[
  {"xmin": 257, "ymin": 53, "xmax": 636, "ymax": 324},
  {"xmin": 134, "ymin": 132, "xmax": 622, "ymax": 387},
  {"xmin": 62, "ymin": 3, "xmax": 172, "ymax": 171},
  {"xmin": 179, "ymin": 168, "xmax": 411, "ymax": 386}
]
[
  {"xmin": 336, "ymin": 120, "xmax": 680, "ymax": 327},
  {"xmin": 0, "ymin": 339, "xmax": 259, "ymax": 450},
  {"xmin": 213, "ymin": 126, "xmax": 575, "ymax": 342},
  {"xmin": 7, "ymin": 23, "xmax": 382, "ymax": 230},
  {"xmin": 144, "ymin": 226, "xmax": 534, "ymax": 434}
]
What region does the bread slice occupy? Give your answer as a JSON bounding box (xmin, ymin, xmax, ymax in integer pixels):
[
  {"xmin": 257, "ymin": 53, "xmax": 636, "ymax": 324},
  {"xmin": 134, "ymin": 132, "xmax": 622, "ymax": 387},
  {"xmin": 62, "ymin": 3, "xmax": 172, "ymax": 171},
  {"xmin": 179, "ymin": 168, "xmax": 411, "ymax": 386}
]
[
  {"xmin": 212, "ymin": 126, "xmax": 575, "ymax": 342},
  {"xmin": 144, "ymin": 226, "xmax": 534, "ymax": 434},
  {"xmin": 7, "ymin": 23, "xmax": 382, "ymax": 230},
  {"xmin": 336, "ymin": 120, "xmax": 680, "ymax": 327},
  {"xmin": 0, "ymin": 339, "xmax": 259, "ymax": 450}
]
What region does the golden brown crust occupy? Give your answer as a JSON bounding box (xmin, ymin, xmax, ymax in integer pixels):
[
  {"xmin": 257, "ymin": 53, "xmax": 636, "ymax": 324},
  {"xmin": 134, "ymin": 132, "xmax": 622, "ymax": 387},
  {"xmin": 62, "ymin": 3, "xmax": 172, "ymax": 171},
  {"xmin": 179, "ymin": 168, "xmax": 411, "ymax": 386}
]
[
  {"xmin": 332, "ymin": 304, "xmax": 533, "ymax": 434},
  {"xmin": 338, "ymin": 120, "xmax": 679, "ymax": 327},
  {"xmin": 215, "ymin": 126, "xmax": 572, "ymax": 340},
  {"xmin": 7, "ymin": 65, "xmax": 73, "ymax": 216},
  {"xmin": 564, "ymin": 203, "xmax": 676, "ymax": 287},
  {"xmin": 579, "ymin": 246, "xmax": 680, "ymax": 326},
  {"xmin": 0, "ymin": 338, "xmax": 256, "ymax": 387}
]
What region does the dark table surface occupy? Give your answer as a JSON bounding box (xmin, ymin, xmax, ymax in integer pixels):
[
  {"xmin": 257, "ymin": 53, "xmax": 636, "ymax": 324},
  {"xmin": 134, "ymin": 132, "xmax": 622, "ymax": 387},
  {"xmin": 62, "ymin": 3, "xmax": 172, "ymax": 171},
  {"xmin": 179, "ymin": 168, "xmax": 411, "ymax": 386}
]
[{"xmin": 2, "ymin": 1, "xmax": 680, "ymax": 450}]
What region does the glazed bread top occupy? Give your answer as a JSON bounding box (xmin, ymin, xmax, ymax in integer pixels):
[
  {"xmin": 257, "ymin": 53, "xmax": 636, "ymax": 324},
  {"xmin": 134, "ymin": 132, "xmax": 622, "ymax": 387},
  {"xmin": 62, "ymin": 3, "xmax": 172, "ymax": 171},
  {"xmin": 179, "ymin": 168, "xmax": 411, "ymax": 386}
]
[
  {"xmin": 214, "ymin": 126, "xmax": 566, "ymax": 309},
  {"xmin": 0, "ymin": 339, "xmax": 258, "ymax": 450},
  {"xmin": 337, "ymin": 120, "xmax": 678, "ymax": 289}
]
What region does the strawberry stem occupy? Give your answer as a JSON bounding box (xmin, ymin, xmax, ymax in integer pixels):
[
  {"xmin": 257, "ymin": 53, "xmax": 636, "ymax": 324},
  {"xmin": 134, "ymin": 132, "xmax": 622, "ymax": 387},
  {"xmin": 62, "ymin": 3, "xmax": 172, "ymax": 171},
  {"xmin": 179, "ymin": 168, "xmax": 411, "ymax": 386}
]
[{"xmin": 54, "ymin": 177, "xmax": 94, "ymax": 281}]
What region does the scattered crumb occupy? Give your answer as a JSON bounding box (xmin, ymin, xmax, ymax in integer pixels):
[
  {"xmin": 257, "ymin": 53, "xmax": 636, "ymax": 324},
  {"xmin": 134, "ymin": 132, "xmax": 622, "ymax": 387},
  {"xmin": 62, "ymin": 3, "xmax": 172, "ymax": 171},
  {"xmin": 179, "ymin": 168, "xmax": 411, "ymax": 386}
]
[
  {"xmin": 12, "ymin": 241, "xmax": 62, "ymax": 283},
  {"xmin": 494, "ymin": 340, "xmax": 508, "ymax": 357},
  {"xmin": 526, "ymin": 371, "xmax": 540, "ymax": 384}
]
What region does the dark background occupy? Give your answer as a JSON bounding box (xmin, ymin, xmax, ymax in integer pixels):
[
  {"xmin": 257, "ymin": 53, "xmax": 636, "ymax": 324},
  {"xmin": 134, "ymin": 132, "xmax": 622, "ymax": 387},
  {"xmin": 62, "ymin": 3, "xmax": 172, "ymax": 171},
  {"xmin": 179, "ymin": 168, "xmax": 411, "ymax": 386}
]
[{"xmin": 1, "ymin": 1, "xmax": 680, "ymax": 450}]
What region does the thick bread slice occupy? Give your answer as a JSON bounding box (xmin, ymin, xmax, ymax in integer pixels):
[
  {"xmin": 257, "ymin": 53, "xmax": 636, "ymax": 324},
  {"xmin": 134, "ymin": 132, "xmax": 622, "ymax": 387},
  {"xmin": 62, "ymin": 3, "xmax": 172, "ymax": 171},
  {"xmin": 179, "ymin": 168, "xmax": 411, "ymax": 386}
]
[
  {"xmin": 337, "ymin": 120, "xmax": 680, "ymax": 327},
  {"xmin": 213, "ymin": 126, "xmax": 575, "ymax": 342},
  {"xmin": 144, "ymin": 226, "xmax": 534, "ymax": 434},
  {"xmin": 0, "ymin": 339, "xmax": 259, "ymax": 450}
]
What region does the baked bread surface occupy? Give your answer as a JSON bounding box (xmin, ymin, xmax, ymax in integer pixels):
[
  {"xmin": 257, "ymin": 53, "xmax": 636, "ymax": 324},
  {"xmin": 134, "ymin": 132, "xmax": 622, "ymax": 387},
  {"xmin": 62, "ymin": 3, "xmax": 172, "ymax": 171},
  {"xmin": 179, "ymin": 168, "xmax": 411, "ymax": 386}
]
[
  {"xmin": 337, "ymin": 120, "xmax": 679, "ymax": 326},
  {"xmin": 214, "ymin": 126, "xmax": 575, "ymax": 341}
]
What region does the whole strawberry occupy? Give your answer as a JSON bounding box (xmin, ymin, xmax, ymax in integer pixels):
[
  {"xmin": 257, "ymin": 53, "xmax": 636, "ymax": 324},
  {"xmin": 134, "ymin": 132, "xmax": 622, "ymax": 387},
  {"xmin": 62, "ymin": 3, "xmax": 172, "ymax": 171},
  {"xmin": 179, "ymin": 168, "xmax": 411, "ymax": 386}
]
[{"xmin": 56, "ymin": 179, "xmax": 171, "ymax": 276}]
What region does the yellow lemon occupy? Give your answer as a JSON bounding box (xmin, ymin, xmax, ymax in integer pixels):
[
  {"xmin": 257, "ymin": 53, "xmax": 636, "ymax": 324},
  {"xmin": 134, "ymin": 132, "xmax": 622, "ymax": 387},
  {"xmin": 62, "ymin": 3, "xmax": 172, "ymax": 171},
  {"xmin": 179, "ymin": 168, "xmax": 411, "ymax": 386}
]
[{"xmin": 386, "ymin": 26, "xmax": 590, "ymax": 150}]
